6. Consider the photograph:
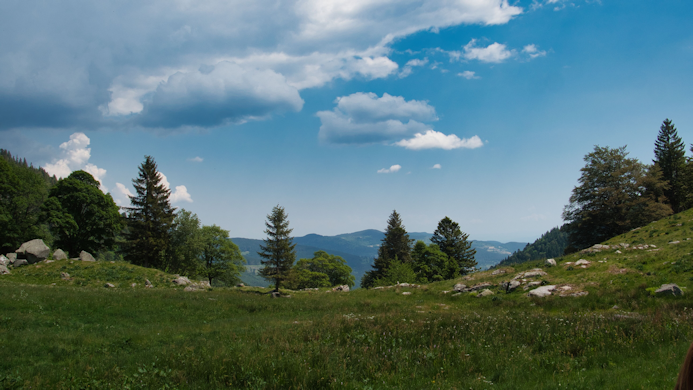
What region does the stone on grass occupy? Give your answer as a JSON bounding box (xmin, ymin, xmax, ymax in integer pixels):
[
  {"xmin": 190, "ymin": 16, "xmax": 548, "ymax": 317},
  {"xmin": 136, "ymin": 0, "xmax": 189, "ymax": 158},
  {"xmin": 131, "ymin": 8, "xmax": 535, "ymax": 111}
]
[
  {"xmin": 477, "ymin": 289, "xmax": 494, "ymax": 297},
  {"xmin": 79, "ymin": 251, "xmax": 96, "ymax": 262},
  {"xmin": 172, "ymin": 276, "xmax": 192, "ymax": 286},
  {"xmin": 469, "ymin": 282, "xmax": 492, "ymax": 291},
  {"xmin": 512, "ymin": 269, "xmax": 547, "ymax": 280},
  {"xmin": 402, "ymin": 292, "xmax": 412, "ymax": 295},
  {"xmin": 0, "ymin": 264, "xmax": 10, "ymax": 275},
  {"xmin": 574, "ymin": 259, "xmax": 590, "ymax": 266},
  {"xmin": 655, "ymin": 284, "xmax": 683, "ymax": 296},
  {"xmin": 61, "ymin": 272, "xmax": 71, "ymax": 280},
  {"xmin": 527, "ymin": 285, "xmax": 556, "ymax": 298},
  {"xmin": 545, "ymin": 259, "xmax": 557, "ymax": 267},
  {"xmin": 500, "ymin": 280, "xmax": 521, "ymax": 293},
  {"xmin": 236, "ymin": 283, "xmax": 245, "ymax": 288},
  {"xmin": 16, "ymin": 239, "xmax": 50, "ymax": 263},
  {"xmin": 453, "ymin": 283, "xmax": 467, "ymax": 292},
  {"xmin": 53, "ymin": 249, "xmax": 68, "ymax": 261},
  {"xmin": 145, "ymin": 279, "xmax": 153, "ymax": 288},
  {"xmin": 615, "ymin": 250, "xmax": 622, "ymax": 254},
  {"xmin": 104, "ymin": 283, "xmax": 115, "ymax": 288},
  {"xmin": 0, "ymin": 255, "xmax": 8, "ymax": 266},
  {"xmin": 14, "ymin": 259, "xmax": 28, "ymax": 267},
  {"xmin": 332, "ymin": 285, "xmax": 350, "ymax": 292},
  {"xmin": 6, "ymin": 253, "xmax": 16, "ymax": 264},
  {"xmin": 491, "ymin": 269, "xmax": 507, "ymax": 275}
]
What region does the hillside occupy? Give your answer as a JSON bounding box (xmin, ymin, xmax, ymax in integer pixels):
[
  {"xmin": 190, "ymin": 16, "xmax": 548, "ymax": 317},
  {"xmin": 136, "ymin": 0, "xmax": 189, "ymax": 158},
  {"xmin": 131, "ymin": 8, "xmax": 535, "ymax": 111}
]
[{"xmin": 496, "ymin": 225, "xmax": 568, "ymax": 267}]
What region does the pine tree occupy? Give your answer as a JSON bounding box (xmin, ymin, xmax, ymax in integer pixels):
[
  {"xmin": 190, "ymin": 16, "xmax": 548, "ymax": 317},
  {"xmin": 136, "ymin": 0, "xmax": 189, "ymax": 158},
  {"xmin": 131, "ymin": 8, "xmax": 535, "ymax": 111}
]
[
  {"xmin": 124, "ymin": 156, "xmax": 176, "ymax": 269},
  {"xmin": 654, "ymin": 119, "xmax": 687, "ymax": 212},
  {"xmin": 258, "ymin": 205, "xmax": 296, "ymax": 290},
  {"xmin": 431, "ymin": 216, "xmax": 477, "ymax": 275},
  {"xmin": 361, "ymin": 210, "xmax": 413, "ymax": 288}
]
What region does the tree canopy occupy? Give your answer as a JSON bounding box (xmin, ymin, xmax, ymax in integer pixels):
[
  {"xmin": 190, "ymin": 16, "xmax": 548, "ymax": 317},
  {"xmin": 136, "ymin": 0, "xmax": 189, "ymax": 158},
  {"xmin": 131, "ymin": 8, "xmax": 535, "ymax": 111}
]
[
  {"xmin": 497, "ymin": 226, "xmax": 568, "ymax": 266},
  {"xmin": 285, "ymin": 250, "xmax": 355, "ymax": 289},
  {"xmin": 654, "ymin": 119, "xmax": 687, "ymax": 212},
  {"xmin": 258, "ymin": 205, "xmax": 296, "ymax": 290},
  {"xmin": 431, "ymin": 216, "xmax": 476, "ymax": 275},
  {"xmin": 197, "ymin": 225, "xmax": 246, "ymax": 285},
  {"xmin": 361, "ymin": 210, "xmax": 413, "ymax": 288}
]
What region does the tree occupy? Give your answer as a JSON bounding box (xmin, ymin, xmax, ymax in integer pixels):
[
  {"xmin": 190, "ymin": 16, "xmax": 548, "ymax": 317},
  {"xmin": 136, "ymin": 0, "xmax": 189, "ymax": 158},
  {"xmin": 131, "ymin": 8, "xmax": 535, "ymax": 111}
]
[
  {"xmin": 258, "ymin": 205, "xmax": 296, "ymax": 290},
  {"xmin": 431, "ymin": 216, "xmax": 477, "ymax": 275},
  {"xmin": 411, "ymin": 241, "xmax": 457, "ymax": 283},
  {"xmin": 361, "ymin": 210, "xmax": 413, "ymax": 288},
  {"xmin": 497, "ymin": 225, "xmax": 568, "ymax": 266},
  {"xmin": 563, "ymin": 145, "xmax": 672, "ymax": 253},
  {"xmin": 197, "ymin": 225, "xmax": 246, "ymax": 285},
  {"xmin": 285, "ymin": 250, "xmax": 355, "ymax": 289},
  {"xmin": 166, "ymin": 209, "xmax": 203, "ymax": 276},
  {"xmin": 372, "ymin": 258, "xmax": 417, "ymax": 287},
  {"xmin": 41, "ymin": 170, "xmax": 123, "ymax": 256},
  {"xmin": 654, "ymin": 119, "xmax": 687, "ymax": 212},
  {"xmin": 124, "ymin": 156, "xmax": 176, "ymax": 269}
]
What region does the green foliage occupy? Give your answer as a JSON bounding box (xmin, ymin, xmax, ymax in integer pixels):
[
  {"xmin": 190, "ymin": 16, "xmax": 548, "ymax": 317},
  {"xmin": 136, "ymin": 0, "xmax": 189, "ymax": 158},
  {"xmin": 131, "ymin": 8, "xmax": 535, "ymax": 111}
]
[
  {"xmin": 498, "ymin": 225, "xmax": 569, "ymax": 266},
  {"xmin": 373, "ymin": 258, "xmax": 417, "ymax": 286},
  {"xmin": 431, "ymin": 216, "xmax": 476, "ymax": 275},
  {"xmin": 654, "ymin": 119, "xmax": 687, "ymax": 212},
  {"xmin": 166, "ymin": 209, "xmax": 203, "ymax": 276},
  {"xmin": 285, "ymin": 268, "xmax": 331, "ymax": 289},
  {"xmin": 411, "ymin": 241, "xmax": 456, "ymax": 283},
  {"xmin": 258, "ymin": 205, "xmax": 296, "ymax": 290},
  {"xmin": 197, "ymin": 225, "xmax": 246, "ymax": 286},
  {"xmin": 124, "ymin": 156, "xmax": 176, "ymax": 269},
  {"xmin": 41, "ymin": 170, "xmax": 123, "ymax": 256},
  {"xmin": 563, "ymin": 145, "xmax": 672, "ymax": 252},
  {"xmin": 362, "ymin": 210, "xmax": 413, "ymax": 288},
  {"xmin": 286, "ymin": 250, "xmax": 355, "ymax": 289}
]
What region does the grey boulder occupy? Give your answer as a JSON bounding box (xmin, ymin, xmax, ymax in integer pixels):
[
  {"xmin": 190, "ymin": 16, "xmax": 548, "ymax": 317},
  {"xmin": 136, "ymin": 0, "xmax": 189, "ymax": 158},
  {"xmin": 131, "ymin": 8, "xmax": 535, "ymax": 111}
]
[
  {"xmin": 0, "ymin": 264, "xmax": 10, "ymax": 275},
  {"xmin": 14, "ymin": 259, "xmax": 28, "ymax": 268},
  {"xmin": 16, "ymin": 239, "xmax": 50, "ymax": 263},
  {"xmin": 453, "ymin": 283, "xmax": 467, "ymax": 292},
  {"xmin": 332, "ymin": 285, "xmax": 350, "ymax": 292},
  {"xmin": 6, "ymin": 253, "xmax": 16, "ymax": 264},
  {"xmin": 0, "ymin": 255, "xmax": 8, "ymax": 266},
  {"xmin": 527, "ymin": 285, "xmax": 556, "ymax": 298},
  {"xmin": 655, "ymin": 284, "xmax": 683, "ymax": 296},
  {"xmin": 79, "ymin": 251, "xmax": 96, "ymax": 262},
  {"xmin": 501, "ymin": 280, "xmax": 521, "ymax": 293},
  {"xmin": 545, "ymin": 259, "xmax": 557, "ymax": 267},
  {"xmin": 53, "ymin": 249, "xmax": 68, "ymax": 261}
]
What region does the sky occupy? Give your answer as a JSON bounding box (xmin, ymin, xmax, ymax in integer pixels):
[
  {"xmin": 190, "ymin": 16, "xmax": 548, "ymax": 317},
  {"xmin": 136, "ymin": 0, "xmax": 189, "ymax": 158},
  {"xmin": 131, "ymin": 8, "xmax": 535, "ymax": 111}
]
[{"xmin": 2, "ymin": 0, "xmax": 693, "ymax": 242}]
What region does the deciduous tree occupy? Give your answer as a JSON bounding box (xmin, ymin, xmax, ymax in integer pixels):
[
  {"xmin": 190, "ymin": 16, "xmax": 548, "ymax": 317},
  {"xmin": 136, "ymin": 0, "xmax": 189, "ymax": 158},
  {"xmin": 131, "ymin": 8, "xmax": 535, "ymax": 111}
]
[{"xmin": 197, "ymin": 225, "xmax": 246, "ymax": 285}]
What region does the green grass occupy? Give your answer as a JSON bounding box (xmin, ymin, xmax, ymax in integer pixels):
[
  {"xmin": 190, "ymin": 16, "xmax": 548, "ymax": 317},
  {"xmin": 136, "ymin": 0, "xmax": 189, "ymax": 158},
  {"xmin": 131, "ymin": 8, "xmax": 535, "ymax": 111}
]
[{"xmin": 3, "ymin": 210, "xmax": 693, "ymax": 388}]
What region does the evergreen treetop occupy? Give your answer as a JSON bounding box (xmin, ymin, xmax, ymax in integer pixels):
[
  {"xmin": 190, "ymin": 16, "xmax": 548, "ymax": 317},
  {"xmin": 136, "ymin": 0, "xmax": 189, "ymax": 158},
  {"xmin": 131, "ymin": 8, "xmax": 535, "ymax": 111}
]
[
  {"xmin": 361, "ymin": 210, "xmax": 413, "ymax": 288},
  {"xmin": 653, "ymin": 119, "xmax": 686, "ymax": 212},
  {"xmin": 431, "ymin": 216, "xmax": 477, "ymax": 275},
  {"xmin": 258, "ymin": 205, "xmax": 296, "ymax": 290}
]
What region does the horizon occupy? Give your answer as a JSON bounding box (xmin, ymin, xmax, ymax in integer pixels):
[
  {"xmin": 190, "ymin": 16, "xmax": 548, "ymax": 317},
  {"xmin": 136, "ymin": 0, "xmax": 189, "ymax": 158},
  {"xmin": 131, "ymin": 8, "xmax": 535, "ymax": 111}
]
[{"xmin": 2, "ymin": 0, "xmax": 692, "ymax": 243}]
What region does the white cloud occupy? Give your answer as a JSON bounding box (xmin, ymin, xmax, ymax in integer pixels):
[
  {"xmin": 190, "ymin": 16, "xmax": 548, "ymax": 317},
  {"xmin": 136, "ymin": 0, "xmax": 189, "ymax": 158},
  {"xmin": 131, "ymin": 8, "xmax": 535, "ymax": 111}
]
[
  {"xmin": 158, "ymin": 172, "xmax": 193, "ymax": 203},
  {"xmin": 522, "ymin": 44, "xmax": 547, "ymax": 59},
  {"xmin": 432, "ymin": 164, "xmax": 442, "ymax": 169},
  {"xmin": 377, "ymin": 164, "xmax": 401, "ymax": 174},
  {"xmin": 188, "ymin": 156, "xmax": 203, "ymax": 162},
  {"xmin": 399, "ymin": 58, "xmax": 428, "ymax": 78},
  {"xmin": 43, "ymin": 132, "xmax": 108, "ymax": 192},
  {"xmin": 395, "ymin": 130, "xmax": 484, "ymax": 150},
  {"xmin": 317, "ymin": 92, "xmax": 437, "ymax": 144},
  {"xmin": 113, "ymin": 182, "xmax": 134, "ymax": 206},
  {"xmin": 458, "ymin": 70, "xmax": 480, "ymax": 79},
  {"xmin": 0, "ymin": 0, "xmax": 523, "ymax": 130},
  {"xmin": 461, "ymin": 39, "xmax": 514, "ymax": 63}
]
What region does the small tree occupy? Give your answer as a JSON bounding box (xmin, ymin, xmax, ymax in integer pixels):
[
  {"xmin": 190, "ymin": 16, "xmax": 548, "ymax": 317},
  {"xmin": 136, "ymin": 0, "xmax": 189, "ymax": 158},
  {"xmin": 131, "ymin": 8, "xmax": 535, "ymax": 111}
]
[
  {"xmin": 197, "ymin": 225, "xmax": 246, "ymax": 286},
  {"xmin": 361, "ymin": 210, "xmax": 413, "ymax": 288},
  {"xmin": 412, "ymin": 241, "xmax": 457, "ymax": 283},
  {"xmin": 258, "ymin": 205, "xmax": 296, "ymax": 290},
  {"xmin": 431, "ymin": 216, "xmax": 477, "ymax": 276},
  {"xmin": 124, "ymin": 156, "xmax": 176, "ymax": 269},
  {"xmin": 654, "ymin": 119, "xmax": 687, "ymax": 212},
  {"xmin": 42, "ymin": 170, "xmax": 123, "ymax": 256},
  {"xmin": 166, "ymin": 209, "xmax": 203, "ymax": 276},
  {"xmin": 286, "ymin": 250, "xmax": 355, "ymax": 289}
]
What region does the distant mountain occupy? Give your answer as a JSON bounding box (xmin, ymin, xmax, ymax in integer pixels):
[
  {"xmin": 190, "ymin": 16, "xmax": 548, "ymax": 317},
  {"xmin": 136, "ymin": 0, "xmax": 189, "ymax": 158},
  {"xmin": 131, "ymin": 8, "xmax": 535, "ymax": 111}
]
[{"xmin": 232, "ymin": 230, "xmax": 528, "ymax": 288}]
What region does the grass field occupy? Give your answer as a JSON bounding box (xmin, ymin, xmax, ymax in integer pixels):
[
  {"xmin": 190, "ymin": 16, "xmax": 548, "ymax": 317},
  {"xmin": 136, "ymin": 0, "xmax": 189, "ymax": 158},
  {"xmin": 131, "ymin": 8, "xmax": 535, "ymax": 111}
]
[{"xmin": 3, "ymin": 210, "xmax": 693, "ymax": 389}]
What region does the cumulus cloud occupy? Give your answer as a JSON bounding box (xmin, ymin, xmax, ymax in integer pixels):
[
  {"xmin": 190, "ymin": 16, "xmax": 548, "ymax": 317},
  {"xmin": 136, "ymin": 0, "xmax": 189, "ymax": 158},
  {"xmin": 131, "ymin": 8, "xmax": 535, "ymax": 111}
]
[
  {"xmin": 522, "ymin": 44, "xmax": 547, "ymax": 59},
  {"xmin": 0, "ymin": 0, "xmax": 522, "ymax": 130},
  {"xmin": 188, "ymin": 156, "xmax": 203, "ymax": 162},
  {"xmin": 432, "ymin": 164, "xmax": 442, "ymax": 169},
  {"xmin": 458, "ymin": 70, "xmax": 480, "ymax": 79},
  {"xmin": 43, "ymin": 132, "xmax": 108, "ymax": 191},
  {"xmin": 395, "ymin": 130, "xmax": 483, "ymax": 150},
  {"xmin": 377, "ymin": 164, "xmax": 402, "ymax": 174},
  {"xmin": 158, "ymin": 172, "xmax": 193, "ymax": 203},
  {"xmin": 113, "ymin": 182, "xmax": 134, "ymax": 206},
  {"xmin": 317, "ymin": 92, "xmax": 437, "ymax": 144},
  {"xmin": 399, "ymin": 58, "xmax": 429, "ymax": 78},
  {"xmin": 459, "ymin": 39, "xmax": 514, "ymax": 63}
]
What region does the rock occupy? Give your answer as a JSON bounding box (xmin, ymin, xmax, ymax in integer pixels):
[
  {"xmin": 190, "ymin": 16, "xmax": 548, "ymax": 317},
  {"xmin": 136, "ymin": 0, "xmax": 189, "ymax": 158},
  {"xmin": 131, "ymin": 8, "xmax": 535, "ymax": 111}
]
[
  {"xmin": 198, "ymin": 281, "xmax": 211, "ymax": 288},
  {"xmin": 574, "ymin": 259, "xmax": 590, "ymax": 266},
  {"xmin": 500, "ymin": 280, "xmax": 521, "ymax": 293},
  {"xmin": 0, "ymin": 255, "xmax": 8, "ymax": 266},
  {"xmin": 131, "ymin": 283, "xmax": 137, "ymax": 288},
  {"xmin": 104, "ymin": 283, "xmax": 115, "ymax": 288},
  {"xmin": 512, "ymin": 268, "xmax": 547, "ymax": 280},
  {"xmin": 469, "ymin": 282, "xmax": 492, "ymax": 291},
  {"xmin": 145, "ymin": 279, "xmax": 153, "ymax": 288},
  {"xmin": 453, "ymin": 283, "xmax": 467, "ymax": 292},
  {"xmin": 545, "ymin": 259, "xmax": 557, "ymax": 267},
  {"xmin": 236, "ymin": 283, "xmax": 245, "ymax": 288},
  {"xmin": 16, "ymin": 239, "xmax": 50, "ymax": 263},
  {"xmin": 477, "ymin": 289, "xmax": 494, "ymax": 297},
  {"xmin": 79, "ymin": 251, "xmax": 96, "ymax": 262},
  {"xmin": 402, "ymin": 292, "xmax": 412, "ymax": 295},
  {"xmin": 172, "ymin": 276, "xmax": 192, "ymax": 286},
  {"xmin": 271, "ymin": 291, "xmax": 281, "ymax": 298},
  {"xmin": 396, "ymin": 282, "xmax": 410, "ymax": 287},
  {"xmin": 615, "ymin": 250, "xmax": 622, "ymax": 254},
  {"xmin": 0, "ymin": 264, "xmax": 10, "ymax": 275},
  {"xmin": 669, "ymin": 241, "xmax": 680, "ymax": 245},
  {"xmin": 612, "ymin": 305, "xmax": 620, "ymax": 310},
  {"xmin": 332, "ymin": 285, "xmax": 350, "ymax": 292},
  {"xmin": 45, "ymin": 260, "xmax": 54, "ymax": 263},
  {"xmin": 6, "ymin": 253, "xmax": 16, "ymax": 264},
  {"xmin": 655, "ymin": 283, "xmax": 683, "ymax": 296},
  {"xmin": 523, "ymin": 281, "xmax": 542, "ymax": 291},
  {"xmin": 491, "ymin": 269, "xmax": 506, "ymax": 275},
  {"xmin": 527, "ymin": 285, "xmax": 556, "ymax": 298},
  {"xmin": 60, "ymin": 272, "xmax": 71, "ymax": 280},
  {"xmin": 52, "ymin": 249, "xmax": 68, "ymax": 261},
  {"xmin": 14, "ymin": 259, "xmax": 28, "ymax": 267}
]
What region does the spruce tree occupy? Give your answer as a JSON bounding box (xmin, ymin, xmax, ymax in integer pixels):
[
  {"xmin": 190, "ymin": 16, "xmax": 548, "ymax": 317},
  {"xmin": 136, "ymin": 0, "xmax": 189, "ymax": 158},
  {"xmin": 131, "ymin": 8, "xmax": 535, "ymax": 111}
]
[
  {"xmin": 124, "ymin": 156, "xmax": 176, "ymax": 269},
  {"xmin": 258, "ymin": 205, "xmax": 296, "ymax": 290},
  {"xmin": 431, "ymin": 216, "xmax": 477, "ymax": 275},
  {"xmin": 361, "ymin": 210, "xmax": 413, "ymax": 288},
  {"xmin": 654, "ymin": 119, "xmax": 686, "ymax": 212}
]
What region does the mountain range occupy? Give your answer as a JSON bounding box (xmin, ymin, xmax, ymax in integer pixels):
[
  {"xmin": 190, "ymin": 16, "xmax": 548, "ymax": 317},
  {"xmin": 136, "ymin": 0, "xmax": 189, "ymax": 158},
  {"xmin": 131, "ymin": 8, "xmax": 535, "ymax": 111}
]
[{"xmin": 232, "ymin": 230, "xmax": 527, "ymax": 287}]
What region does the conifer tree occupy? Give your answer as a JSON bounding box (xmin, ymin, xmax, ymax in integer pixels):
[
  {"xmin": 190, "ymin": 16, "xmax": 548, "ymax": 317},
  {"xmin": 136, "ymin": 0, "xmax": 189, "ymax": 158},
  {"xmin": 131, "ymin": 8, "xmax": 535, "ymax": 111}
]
[
  {"xmin": 361, "ymin": 210, "xmax": 413, "ymax": 288},
  {"xmin": 431, "ymin": 216, "xmax": 477, "ymax": 275},
  {"xmin": 258, "ymin": 205, "xmax": 296, "ymax": 290},
  {"xmin": 654, "ymin": 119, "xmax": 686, "ymax": 212},
  {"xmin": 124, "ymin": 156, "xmax": 176, "ymax": 269}
]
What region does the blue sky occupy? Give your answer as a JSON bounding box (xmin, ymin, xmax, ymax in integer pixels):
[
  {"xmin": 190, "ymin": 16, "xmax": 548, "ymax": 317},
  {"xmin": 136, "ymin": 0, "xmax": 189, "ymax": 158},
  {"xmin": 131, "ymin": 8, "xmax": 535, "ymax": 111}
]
[{"xmin": 2, "ymin": 0, "xmax": 693, "ymax": 242}]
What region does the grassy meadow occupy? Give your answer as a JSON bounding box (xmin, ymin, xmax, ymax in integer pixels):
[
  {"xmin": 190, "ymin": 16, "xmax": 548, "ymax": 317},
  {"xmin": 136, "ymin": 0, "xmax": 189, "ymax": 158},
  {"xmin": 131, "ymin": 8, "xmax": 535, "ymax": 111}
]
[{"xmin": 4, "ymin": 210, "xmax": 693, "ymax": 388}]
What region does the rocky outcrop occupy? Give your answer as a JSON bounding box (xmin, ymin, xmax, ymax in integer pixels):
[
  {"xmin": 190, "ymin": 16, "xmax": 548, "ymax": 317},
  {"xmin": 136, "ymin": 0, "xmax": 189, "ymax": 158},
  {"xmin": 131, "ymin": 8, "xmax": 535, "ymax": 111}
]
[
  {"xmin": 53, "ymin": 249, "xmax": 68, "ymax": 261},
  {"xmin": 453, "ymin": 283, "xmax": 467, "ymax": 292},
  {"xmin": 545, "ymin": 259, "xmax": 557, "ymax": 267},
  {"xmin": 655, "ymin": 283, "xmax": 683, "ymax": 296},
  {"xmin": 500, "ymin": 280, "xmax": 521, "ymax": 293},
  {"xmin": 183, "ymin": 280, "xmax": 211, "ymax": 291},
  {"xmin": 0, "ymin": 255, "xmax": 8, "ymax": 267},
  {"xmin": 79, "ymin": 251, "xmax": 96, "ymax": 262},
  {"xmin": 14, "ymin": 259, "xmax": 28, "ymax": 267},
  {"xmin": 60, "ymin": 272, "xmax": 71, "ymax": 281},
  {"xmin": 6, "ymin": 253, "xmax": 16, "ymax": 264},
  {"xmin": 332, "ymin": 285, "xmax": 350, "ymax": 292},
  {"xmin": 512, "ymin": 268, "xmax": 547, "ymax": 280},
  {"xmin": 477, "ymin": 289, "xmax": 494, "ymax": 297},
  {"xmin": 0, "ymin": 264, "xmax": 10, "ymax": 275},
  {"xmin": 172, "ymin": 276, "xmax": 192, "ymax": 285},
  {"xmin": 527, "ymin": 285, "xmax": 556, "ymax": 297},
  {"xmin": 145, "ymin": 279, "xmax": 153, "ymax": 288},
  {"xmin": 16, "ymin": 239, "xmax": 50, "ymax": 263}
]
